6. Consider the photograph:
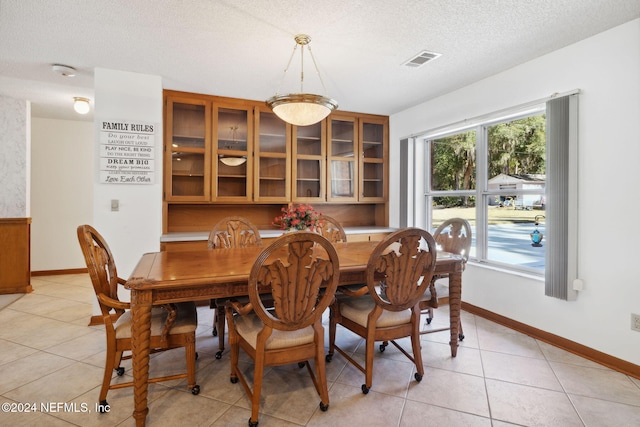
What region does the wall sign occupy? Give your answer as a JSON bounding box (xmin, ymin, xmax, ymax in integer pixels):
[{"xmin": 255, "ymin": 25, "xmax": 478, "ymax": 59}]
[{"xmin": 98, "ymin": 120, "xmax": 157, "ymax": 184}]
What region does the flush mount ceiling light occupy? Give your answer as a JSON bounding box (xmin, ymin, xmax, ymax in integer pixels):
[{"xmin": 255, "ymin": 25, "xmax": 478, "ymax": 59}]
[
  {"xmin": 266, "ymin": 34, "xmax": 338, "ymax": 127},
  {"xmin": 73, "ymin": 97, "xmax": 90, "ymax": 114}
]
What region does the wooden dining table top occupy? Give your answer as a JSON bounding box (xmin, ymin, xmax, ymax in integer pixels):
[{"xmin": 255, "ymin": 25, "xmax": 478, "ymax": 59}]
[{"xmin": 126, "ymin": 240, "xmax": 464, "ymax": 292}]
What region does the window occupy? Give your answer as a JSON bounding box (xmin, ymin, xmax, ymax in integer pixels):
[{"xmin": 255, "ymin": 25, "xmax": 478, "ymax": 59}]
[
  {"xmin": 425, "ymin": 109, "xmax": 547, "ymax": 274},
  {"xmin": 404, "ymin": 92, "xmax": 578, "ymax": 297}
]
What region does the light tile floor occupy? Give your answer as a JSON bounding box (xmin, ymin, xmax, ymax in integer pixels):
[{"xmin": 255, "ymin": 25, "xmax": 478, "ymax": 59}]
[{"xmin": 1, "ymin": 274, "xmax": 639, "ymax": 426}]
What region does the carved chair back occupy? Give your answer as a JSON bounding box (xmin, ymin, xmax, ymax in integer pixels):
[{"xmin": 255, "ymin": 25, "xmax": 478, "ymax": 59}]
[
  {"xmin": 316, "ymin": 214, "xmax": 347, "ymax": 244},
  {"xmin": 248, "ymin": 231, "xmax": 339, "ymax": 332},
  {"xmin": 367, "ymin": 227, "xmax": 437, "ymax": 313},
  {"xmin": 433, "ymin": 218, "xmax": 472, "ymax": 265},
  {"xmin": 77, "ymin": 224, "xmax": 126, "ymax": 318},
  {"xmin": 208, "ymin": 216, "xmax": 263, "ymax": 249}
]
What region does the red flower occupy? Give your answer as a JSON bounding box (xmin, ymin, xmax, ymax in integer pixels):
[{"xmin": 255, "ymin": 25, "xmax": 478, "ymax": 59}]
[{"xmin": 273, "ymin": 204, "xmax": 321, "ymax": 231}]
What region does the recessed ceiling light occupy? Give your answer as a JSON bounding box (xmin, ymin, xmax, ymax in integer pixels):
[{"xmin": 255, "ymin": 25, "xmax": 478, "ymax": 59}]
[{"xmin": 52, "ymin": 64, "xmax": 77, "ymax": 77}]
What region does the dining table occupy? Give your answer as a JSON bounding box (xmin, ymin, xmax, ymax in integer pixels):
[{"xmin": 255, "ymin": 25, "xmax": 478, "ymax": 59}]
[{"xmin": 125, "ymin": 239, "xmax": 464, "ymax": 426}]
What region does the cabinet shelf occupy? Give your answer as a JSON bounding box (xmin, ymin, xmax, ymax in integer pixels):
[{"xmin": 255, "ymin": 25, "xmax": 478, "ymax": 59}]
[
  {"xmin": 172, "ymin": 147, "xmax": 205, "ymax": 154},
  {"xmin": 260, "ymin": 176, "xmax": 286, "ymax": 181},
  {"xmin": 173, "ymin": 172, "xmax": 204, "ymax": 177}
]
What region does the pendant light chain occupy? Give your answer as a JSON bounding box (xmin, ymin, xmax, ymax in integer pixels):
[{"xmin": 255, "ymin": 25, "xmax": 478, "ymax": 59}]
[
  {"xmin": 300, "ymin": 43, "xmax": 305, "ymax": 93},
  {"xmin": 274, "ymin": 43, "xmax": 300, "ymax": 96},
  {"xmin": 306, "ymin": 44, "xmax": 329, "ymax": 96}
]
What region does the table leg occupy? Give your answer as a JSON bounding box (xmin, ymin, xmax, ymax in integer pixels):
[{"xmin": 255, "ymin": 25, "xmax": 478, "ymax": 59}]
[
  {"xmin": 131, "ymin": 289, "xmax": 152, "ymax": 426},
  {"xmin": 448, "ymin": 271, "xmax": 462, "ymax": 357}
]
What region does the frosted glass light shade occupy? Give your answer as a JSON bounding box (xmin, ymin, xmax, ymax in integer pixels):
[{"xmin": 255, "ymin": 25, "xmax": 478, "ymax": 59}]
[
  {"xmin": 73, "ymin": 97, "xmax": 90, "ymax": 114},
  {"xmin": 219, "ymin": 156, "xmax": 247, "ymax": 167},
  {"xmin": 267, "ymin": 93, "xmax": 337, "ymax": 126}
]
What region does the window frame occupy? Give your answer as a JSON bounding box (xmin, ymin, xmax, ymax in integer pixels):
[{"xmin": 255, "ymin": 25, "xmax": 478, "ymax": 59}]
[{"xmin": 424, "ymin": 106, "xmax": 547, "ymax": 276}]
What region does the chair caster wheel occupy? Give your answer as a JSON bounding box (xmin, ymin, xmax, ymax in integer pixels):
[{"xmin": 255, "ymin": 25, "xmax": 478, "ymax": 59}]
[
  {"xmin": 248, "ymin": 418, "xmax": 258, "ymax": 427},
  {"xmin": 212, "ymin": 328, "xmax": 218, "ymax": 337},
  {"xmin": 215, "ymin": 351, "xmax": 223, "ymax": 359},
  {"xmin": 379, "ymin": 343, "xmax": 387, "ymax": 352},
  {"xmin": 319, "ymin": 402, "xmax": 329, "ymax": 411},
  {"xmin": 230, "ymin": 376, "xmax": 238, "ymax": 384},
  {"xmin": 414, "ymin": 373, "xmax": 423, "ymax": 382},
  {"xmin": 459, "ymin": 334, "xmax": 465, "ymax": 341},
  {"xmin": 298, "ymin": 362, "xmax": 306, "ymax": 368},
  {"xmin": 115, "ymin": 367, "xmax": 125, "ymax": 376},
  {"xmin": 191, "ymin": 385, "xmax": 200, "ymax": 395},
  {"xmin": 361, "ymin": 384, "xmax": 369, "ymax": 394},
  {"xmin": 195, "ymin": 352, "xmax": 199, "ymax": 360},
  {"xmin": 325, "ymin": 354, "xmax": 333, "ymax": 363},
  {"xmin": 426, "ymin": 318, "xmax": 432, "ymax": 324}
]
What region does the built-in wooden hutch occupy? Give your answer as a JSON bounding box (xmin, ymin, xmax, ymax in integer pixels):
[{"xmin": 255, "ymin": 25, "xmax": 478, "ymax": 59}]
[{"xmin": 162, "ymin": 90, "xmax": 391, "ymax": 250}]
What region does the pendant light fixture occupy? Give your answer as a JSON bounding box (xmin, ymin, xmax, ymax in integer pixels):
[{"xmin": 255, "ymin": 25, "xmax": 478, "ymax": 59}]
[
  {"xmin": 266, "ymin": 34, "xmax": 338, "ymax": 126},
  {"xmin": 219, "ymin": 125, "xmax": 247, "ymax": 167}
]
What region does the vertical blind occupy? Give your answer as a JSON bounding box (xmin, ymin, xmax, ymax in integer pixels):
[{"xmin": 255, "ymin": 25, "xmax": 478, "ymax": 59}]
[
  {"xmin": 545, "ymin": 94, "xmax": 579, "ymax": 300},
  {"xmin": 399, "ymin": 138, "xmax": 409, "ymax": 228}
]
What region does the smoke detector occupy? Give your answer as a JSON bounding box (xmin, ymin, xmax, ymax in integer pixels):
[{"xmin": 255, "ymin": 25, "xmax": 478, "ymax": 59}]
[{"xmin": 52, "ymin": 64, "xmax": 77, "ymax": 77}]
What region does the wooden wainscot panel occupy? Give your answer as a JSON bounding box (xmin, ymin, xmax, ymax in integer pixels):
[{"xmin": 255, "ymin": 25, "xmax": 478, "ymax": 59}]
[
  {"xmin": 312, "ymin": 204, "xmax": 380, "ymax": 227},
  {"xmin": 0, "ymin": 218, "xmax": 33, "ymax": 294},
  {"xmin": 166, "ymin": 204, "xmax": 284, "ymax": 232}
]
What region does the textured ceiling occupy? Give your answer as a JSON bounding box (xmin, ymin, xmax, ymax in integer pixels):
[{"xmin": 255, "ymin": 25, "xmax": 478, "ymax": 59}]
[{"xmin": 0, "ymin": 0, "xmax": 638, "ymax": 122}]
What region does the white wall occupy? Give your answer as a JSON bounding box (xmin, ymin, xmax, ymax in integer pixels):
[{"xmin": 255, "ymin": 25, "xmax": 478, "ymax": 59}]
[
  {"xmin": 31, "ymin": 118, "xmax": 94, "ymax": 271},
  {"xmin": 390, "ymin": 19, "xmax": 640, "ymax": 365},
  {"xmin": 93, "ymin": 68, "xmax": 163, "ymax": 278}
]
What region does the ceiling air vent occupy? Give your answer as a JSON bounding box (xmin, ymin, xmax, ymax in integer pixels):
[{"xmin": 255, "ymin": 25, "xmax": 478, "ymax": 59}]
[{"xmin": 403, "ymin": 50, "xmax": 442, "ymax": 68}]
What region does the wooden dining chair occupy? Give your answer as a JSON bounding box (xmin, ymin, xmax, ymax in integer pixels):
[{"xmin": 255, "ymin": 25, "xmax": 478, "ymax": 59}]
[
  {"xmin": 226, "ymin": 232, "xmax": 339, "ymax": 427},
  {"xmin": 207, "ymin": 216, "xmax": 263, "ymax": 359},
  {"xmin": 419, "ymin": 218, "xmax": 471, "ymax": 340},
  {"xmin": 326, "ymin": 227, "xmax": 436, "ymax": 394},
  {"xmin": 316, "ymin": 214, "xmax": 347, "ymax": 243},
  {"xmin": 76, "ymin": 225, "xmax": 199, "ymax": 410}
]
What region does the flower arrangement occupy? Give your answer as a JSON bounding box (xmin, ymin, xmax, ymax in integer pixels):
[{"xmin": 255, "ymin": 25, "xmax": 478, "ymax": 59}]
[{"xmin": 273, "ymin": 204, "xmax": 321, "ymax": 231}]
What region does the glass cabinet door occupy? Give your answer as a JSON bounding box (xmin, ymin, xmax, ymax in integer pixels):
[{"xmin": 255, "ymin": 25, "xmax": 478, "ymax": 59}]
[
  {"xmin": 292, "ymin": 121, "xmax": 325, "ymax": 201},
  {"xmin": 254, "ymin": 109, "xmax": 290, "ymax": 202},
  {"xmin": 165, "ymin": 98, "xmax": 211, "ymax": 201},
  {"xmin": 359, "ymin": 117, "xmax": 388, "ymax": 201},
  {"xmin": 213, "ymin": 106, "xmax": 252, "ymax": 201},
  {"xmin": 327, "ymin": 116, "xmax": 358, "ymax": 202}
]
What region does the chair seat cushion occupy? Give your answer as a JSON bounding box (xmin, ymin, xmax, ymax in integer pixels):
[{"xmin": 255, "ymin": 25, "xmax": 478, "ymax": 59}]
[
  {"xmin": 339, "ymin": 295, "xmax": 411, "ymax": 328},
  {"xmin": 115, "ymin": 302, "xmax": 198, "ymax": 339},
  {"xmin": 234, "ymin": 313, "xmax": 315, "ymax": 350},
  {"xmin": 420, "ymin": 278, "xmax": 451, "ymax": 301}
]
